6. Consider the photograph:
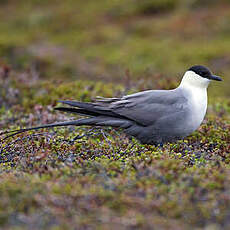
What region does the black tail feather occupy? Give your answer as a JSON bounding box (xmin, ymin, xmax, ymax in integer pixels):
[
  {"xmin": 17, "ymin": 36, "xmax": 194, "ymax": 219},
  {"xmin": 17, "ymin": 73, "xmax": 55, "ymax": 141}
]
[
  {"xmin": 1, "ymin": 100, "xmax": 133, "ymax": 141},
  {"xmin": 58, "ymin": 100, "xmax": 96, "ymax": 109},
  {"xmin": 0, "ymin": 120, "xmax": 87, "ymax": 140},
  {"xmin": 1, "ymin": 116, "xmax": 131, "ymax": 141},
  {"xmin": 54, "ymin": 107, "xmax": 99, "ymax": 117}
]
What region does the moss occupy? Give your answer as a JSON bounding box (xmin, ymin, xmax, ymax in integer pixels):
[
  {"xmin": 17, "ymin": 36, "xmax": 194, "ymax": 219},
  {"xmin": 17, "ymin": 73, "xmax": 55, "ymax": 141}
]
[{"xmin": 0, "ymin": 1, "xmax": 230, "ymax": 229}]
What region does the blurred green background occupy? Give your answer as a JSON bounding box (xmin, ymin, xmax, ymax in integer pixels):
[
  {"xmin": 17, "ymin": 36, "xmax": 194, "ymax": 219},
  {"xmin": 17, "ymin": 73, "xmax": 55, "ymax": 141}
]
[{"xmin": 0, "ymin": 0, "xmax": 230, "ymax": 97}]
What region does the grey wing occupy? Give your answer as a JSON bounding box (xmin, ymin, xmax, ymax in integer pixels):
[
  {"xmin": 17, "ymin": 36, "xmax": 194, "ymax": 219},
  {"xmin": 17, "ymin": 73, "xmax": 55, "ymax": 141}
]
[{"xmin": 96, "ymin": 88, "xmax": 188, "ymax": 126}]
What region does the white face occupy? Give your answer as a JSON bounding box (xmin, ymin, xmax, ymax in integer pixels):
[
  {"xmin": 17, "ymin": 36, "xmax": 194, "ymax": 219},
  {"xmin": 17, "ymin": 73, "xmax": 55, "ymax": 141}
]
[{"xmin": 180, "ymin": 71, "xmax": 210, "ymax": 89}]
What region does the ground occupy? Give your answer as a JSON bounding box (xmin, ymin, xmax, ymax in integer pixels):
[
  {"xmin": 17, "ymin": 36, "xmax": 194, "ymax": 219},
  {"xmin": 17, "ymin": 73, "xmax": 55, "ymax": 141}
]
[{"xmin": 0, "ymin": 0, "xmax": 230, "ymax": 229}]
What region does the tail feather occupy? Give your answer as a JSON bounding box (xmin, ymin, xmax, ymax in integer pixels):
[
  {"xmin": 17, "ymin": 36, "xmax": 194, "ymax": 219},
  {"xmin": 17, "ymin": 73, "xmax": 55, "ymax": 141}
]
[
  {"xmin": 1, "ymin": 99, "xmax": 134, "ymax": 141},
  {"xmin": 58, "ymin": 100, "xmax": 99, "ymax": 110},
  {"xmin": 1, "ymin": 119, "xmax": 89, "ymax": 140},
  {"xmin": 1, "ymin": 117, "xmax": 132, "ymax": 140},
  {"xmin": 55, "ymin": 107, "xmax": 99, "ymax": 117}
]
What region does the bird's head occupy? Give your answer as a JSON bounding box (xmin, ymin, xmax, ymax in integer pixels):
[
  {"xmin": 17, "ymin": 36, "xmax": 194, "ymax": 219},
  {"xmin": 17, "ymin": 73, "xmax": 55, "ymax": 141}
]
[{"xmin": 180, "ymin": 65, "xmax": 222, "ymax": 89}]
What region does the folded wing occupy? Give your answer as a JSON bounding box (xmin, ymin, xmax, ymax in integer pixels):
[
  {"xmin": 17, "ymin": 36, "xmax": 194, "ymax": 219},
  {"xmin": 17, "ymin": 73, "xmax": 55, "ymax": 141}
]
[{"xmin": 58, "ymin": 88, "xmax": 188, "ymax": 126}]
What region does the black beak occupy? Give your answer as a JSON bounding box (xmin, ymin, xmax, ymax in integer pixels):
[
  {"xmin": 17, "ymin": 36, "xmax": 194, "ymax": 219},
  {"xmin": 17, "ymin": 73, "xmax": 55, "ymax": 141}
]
[{"xmin": 210, "ymin": 75, "xmax": 222, "ymax": 81}]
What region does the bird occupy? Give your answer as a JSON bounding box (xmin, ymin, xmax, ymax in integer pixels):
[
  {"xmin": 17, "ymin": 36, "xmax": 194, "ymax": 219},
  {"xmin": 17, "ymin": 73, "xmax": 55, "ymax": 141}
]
[{"xmin": 1, "ymin": 65, "xmax": 222, "ymax": 145}]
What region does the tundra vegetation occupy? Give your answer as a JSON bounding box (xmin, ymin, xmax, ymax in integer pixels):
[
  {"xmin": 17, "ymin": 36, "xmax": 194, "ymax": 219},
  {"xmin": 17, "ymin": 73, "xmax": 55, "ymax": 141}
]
[{"xmin": 0, "ymin": 0, "xmax": 230, "ymax": 229}]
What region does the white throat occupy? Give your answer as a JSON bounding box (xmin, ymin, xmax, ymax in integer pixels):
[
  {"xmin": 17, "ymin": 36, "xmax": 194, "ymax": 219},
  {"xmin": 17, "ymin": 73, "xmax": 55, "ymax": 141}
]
[{"xmin": 179, "ymin": 71, "xmax": 210, "ymax": 89}]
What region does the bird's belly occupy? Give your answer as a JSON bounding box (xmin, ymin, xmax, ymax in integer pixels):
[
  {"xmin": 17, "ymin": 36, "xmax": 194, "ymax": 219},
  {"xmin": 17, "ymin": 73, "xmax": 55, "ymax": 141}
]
[
  {"xmin": 151, "ymin": 112, "xmax": 193, "ymax": 144},
  {"xmin": 189, "ymin": 95, "xmax": 207, "ymax": 132},
  {"xmin": 151, "ymin": 101, "xmax": 207, "ymax": 143},
  {"xmin": 190, "ymin": 109, "xmax": 206, "ymax": 130}
]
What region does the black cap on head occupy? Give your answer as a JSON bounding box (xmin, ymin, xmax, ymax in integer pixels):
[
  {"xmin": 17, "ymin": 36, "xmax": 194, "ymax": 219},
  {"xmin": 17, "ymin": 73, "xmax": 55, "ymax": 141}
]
[{"xmin": 188, "ymin": 65, "xmax": 222, "ymax": 81}]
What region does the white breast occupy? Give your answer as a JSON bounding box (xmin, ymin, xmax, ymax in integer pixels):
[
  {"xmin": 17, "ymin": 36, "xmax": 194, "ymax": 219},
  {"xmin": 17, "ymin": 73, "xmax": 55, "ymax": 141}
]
[
  {"xmin": 179, "ymin": 71, "xmax": 210, "ymax": 130},
  {"xmin": 189, "ymin": 87, "xmax": 207, "ymax": 128}
]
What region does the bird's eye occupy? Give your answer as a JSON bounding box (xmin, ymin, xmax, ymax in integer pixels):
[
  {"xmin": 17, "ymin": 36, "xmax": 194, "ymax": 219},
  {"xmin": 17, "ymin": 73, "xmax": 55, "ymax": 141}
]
[{"xmin": 201, "ymin": 71, "xmax": 207, "ymax": 76}]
